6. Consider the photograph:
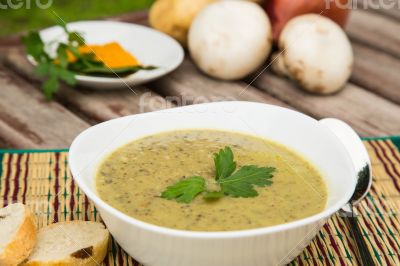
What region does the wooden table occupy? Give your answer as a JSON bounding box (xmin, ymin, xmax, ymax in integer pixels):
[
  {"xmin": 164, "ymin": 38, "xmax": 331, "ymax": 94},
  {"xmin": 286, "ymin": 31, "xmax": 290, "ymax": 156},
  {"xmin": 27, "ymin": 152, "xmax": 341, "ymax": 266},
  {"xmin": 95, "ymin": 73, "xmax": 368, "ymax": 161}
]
[{"xmin": 0, "ymin": 6, "xmax": 399, "ymax": 149}]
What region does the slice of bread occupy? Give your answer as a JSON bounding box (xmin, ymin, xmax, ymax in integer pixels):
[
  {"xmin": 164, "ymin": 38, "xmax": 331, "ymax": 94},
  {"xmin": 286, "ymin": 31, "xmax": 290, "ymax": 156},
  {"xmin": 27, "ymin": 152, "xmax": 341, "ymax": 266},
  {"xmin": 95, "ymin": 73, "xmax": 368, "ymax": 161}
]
[
  {"xmin": 25, "ymin": 221, "xmax": 109, "ymax": 266},
  {"xmin": 0, "ymin": 203, "xmax": 37, "ymax": 266}
]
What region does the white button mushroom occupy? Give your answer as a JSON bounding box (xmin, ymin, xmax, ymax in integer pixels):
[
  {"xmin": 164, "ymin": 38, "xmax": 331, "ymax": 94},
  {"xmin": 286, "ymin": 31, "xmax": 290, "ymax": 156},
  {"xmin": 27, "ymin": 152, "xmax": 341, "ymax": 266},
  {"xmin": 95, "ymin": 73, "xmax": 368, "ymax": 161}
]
[
  {"xmin": 272, "ymin": 14, "xmax": 353, "ymax": 94},
  {"xmin": 188, "ymin": 1, "xmax": 272, "ymax": 80}
]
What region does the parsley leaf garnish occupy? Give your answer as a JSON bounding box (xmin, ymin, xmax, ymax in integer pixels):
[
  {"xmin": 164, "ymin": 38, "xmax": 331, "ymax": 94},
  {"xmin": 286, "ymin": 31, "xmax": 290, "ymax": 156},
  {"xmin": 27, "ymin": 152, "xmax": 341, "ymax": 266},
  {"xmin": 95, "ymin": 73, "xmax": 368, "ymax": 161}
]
[
  {"xmin": 214, "ymin": 146, "xmax": 236, "ymax": 180},
  {"xmin": 219, "ymin": 165, "xmax": 274, "ymax": 198},
  {"xmin": 160, "ymin": 176, "xmax": 206, "ymax": 203},
  {"xmin": 203, "ymin": 190, "xmax": 225, "ymax": 199},
  {"xmin": 160, "ymin": 146, "xmax": 275, "ymax": 203}
]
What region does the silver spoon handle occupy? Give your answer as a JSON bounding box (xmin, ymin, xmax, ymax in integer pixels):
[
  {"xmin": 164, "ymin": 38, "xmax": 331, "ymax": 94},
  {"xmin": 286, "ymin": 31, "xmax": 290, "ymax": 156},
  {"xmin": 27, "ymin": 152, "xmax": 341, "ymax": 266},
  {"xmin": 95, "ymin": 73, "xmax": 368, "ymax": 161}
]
[
  {"xmin": 345, "ymin": 214, "xmax": 376, "ymax": 266},
  {"xmin": 320, "ymin": 118, "xmax": 374, "ymax": 264}
]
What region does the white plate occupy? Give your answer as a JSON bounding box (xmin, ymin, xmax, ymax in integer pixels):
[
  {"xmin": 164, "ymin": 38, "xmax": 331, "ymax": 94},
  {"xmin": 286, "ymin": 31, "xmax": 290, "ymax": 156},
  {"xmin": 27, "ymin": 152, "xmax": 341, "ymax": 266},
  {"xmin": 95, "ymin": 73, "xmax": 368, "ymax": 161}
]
[{"xmin": 30, "ymin": 20, "xmax": 184, "ymax": 90}]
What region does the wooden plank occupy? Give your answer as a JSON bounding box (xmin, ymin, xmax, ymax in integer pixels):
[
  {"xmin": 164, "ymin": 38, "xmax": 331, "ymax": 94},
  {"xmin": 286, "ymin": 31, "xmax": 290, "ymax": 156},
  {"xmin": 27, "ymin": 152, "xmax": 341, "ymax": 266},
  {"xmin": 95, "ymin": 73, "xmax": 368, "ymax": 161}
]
[
  {"xmin": 0, "ymin": 35, "xmax": 20, "ymax": 47},
  {"xmin": 108, "ymin": 10, "xmax": 149, "ymax": 24},
  {"xmin": 377, "ymin": 7, "xmax": 400, "ymax": 21},
  {"xmin": 347, "ymin": 9, "xmax": 400, "ymax": 58},
  {"xmin": 355, "ymin": 0, "xmax": 400, "ymax": 21},
  {"xmin": 351, "ymin": 42, "xmax": 400, "ymax": 104},
  {"xmin": 252, "ymin": 72, "xmax": 400, "ymax": 136},
  {"xmin": 3, "ymin": 48, "xmax": 172, "ymax": 122},
  {"xmin": 0, "ymin": 137, "xmax": 11, "ymax": 149},
  {"xmin": 150, "ymin": 58, "xmax": 289, "ymax": 107},
  {"xmin": 0, "ymin": 65, "xmax": 89, "ymax": 148}
]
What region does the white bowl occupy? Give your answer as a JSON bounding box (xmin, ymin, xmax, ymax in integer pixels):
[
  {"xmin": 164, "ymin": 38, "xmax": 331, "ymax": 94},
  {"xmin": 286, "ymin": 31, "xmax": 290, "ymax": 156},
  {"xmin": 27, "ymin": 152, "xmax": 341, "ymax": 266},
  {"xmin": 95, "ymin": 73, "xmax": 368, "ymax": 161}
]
[
  {"xmin": 29, "ymin": 21, "xmax": 184, "ymax": 89},
  {"xmin": 69, "ymin": 101, "xmax": 368, "ymax": 266}
]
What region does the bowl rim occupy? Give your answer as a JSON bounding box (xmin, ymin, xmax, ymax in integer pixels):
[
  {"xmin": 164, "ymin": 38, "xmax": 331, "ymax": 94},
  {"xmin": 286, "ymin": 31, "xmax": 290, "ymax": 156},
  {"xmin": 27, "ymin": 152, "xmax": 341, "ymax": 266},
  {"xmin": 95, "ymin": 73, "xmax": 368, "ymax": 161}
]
[{"xmin": 69, "ymin": 101, "xmax": 356, "ymax": 239}]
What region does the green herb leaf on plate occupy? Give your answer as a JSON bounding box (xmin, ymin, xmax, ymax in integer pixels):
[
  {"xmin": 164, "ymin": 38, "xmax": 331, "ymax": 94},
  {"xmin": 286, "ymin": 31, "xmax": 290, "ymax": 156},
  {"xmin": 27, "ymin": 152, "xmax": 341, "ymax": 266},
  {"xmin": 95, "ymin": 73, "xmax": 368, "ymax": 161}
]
[
  {"xmin": 23, "ymin": 29, "xmax": 77, "ymax": 100},
  {"xmin": 57, "ymin": 43, "xmax": 69, "ymax": 68},
  {"xmin": 55, "ymin": 18, "xmax": 84, "ymax": 45},
  {"xmin": 214, "ymin": 146, "xmax": 236, "ymax": 180},
  {"xmin": 24, "ymin": 19, "xmax": 158, "ymax": 100},
  {"xmin": 67, "ymin": 46, "xmax": 81, "ymax": 58},
  {"xmin": 57, "ymin": 67, "xmax": 76, "ymax": 86},
  {"xmin": 161, "ymin": 176, "xmax": 206, "ymax": 204},
  {"xmin": 76, "ymin": 65, "xmax": 157, "ymax": 76},
  {"xmin": 42, "ymin": 75, "xmax": 59, "ymax": 100},
  {"xmin": 68, "ymin": 32, "xmax": 85, "ymax": 46},
  {"xmin": 218, "ymin": 165, "xmax": 275, "ymax": 198},
  {"xmin": 22, "ymin": 31, "xmax": 48, "ymax": 62},
  {"xmin": 34, "ymin": 61, "xmax": 51, "ymax": 77}
]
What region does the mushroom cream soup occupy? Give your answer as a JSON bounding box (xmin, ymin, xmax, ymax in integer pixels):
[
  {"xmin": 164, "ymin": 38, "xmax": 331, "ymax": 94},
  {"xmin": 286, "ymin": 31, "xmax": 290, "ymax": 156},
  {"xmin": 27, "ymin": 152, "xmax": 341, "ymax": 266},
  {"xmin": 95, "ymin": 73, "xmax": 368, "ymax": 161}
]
[{"xmin": 96, "ymin": 130, "xmax": 327, "ymax": 231}]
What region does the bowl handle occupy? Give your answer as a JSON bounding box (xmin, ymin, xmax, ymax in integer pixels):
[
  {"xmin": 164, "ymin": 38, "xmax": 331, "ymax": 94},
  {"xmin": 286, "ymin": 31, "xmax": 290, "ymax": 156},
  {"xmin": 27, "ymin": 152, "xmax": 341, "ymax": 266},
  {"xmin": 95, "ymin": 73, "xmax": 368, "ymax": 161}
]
[
  {"xmin": 319, "ymin": 118, "xmax": 372, "ymax": 204},
  {"xmin": 320, "ymin": 118, "xmax": 375, "ymax": 266}
]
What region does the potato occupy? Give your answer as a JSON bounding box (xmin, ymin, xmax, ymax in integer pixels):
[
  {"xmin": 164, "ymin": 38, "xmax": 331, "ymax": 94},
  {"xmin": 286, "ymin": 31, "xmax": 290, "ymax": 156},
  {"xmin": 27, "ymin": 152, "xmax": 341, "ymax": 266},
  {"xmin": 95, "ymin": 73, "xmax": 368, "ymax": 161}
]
[{"xmin": 149, "ymin": 0, "xmax": 216, "ymax": 47}]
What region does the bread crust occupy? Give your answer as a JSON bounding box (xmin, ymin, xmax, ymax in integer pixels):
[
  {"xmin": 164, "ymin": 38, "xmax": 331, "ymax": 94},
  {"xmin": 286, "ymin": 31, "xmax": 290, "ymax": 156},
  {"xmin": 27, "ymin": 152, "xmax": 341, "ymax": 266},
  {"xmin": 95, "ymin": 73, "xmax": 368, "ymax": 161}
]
[
  {"xmin": 24, "ymin": 221, "xmax": 110, "ymax": 266},
  {"xmin": 0, "ymin": 205, "xmax": 37, "ymax": 266}
]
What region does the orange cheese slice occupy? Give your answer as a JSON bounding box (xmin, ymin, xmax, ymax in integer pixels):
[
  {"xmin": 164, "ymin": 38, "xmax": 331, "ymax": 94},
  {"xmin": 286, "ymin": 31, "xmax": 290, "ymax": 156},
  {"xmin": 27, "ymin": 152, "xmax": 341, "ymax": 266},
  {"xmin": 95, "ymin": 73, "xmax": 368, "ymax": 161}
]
[{"xmin": 68, "ymin": 42, "xmax": 140, "ymax": 68}]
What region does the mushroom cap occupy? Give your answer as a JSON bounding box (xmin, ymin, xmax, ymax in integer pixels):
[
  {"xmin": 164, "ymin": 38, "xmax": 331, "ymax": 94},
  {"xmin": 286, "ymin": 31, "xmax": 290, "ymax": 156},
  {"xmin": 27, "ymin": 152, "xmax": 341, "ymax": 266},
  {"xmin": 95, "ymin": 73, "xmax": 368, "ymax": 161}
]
[
  {"xmin": 188, "ymin": 1, "xmax": 272, "ymax": 80},
  {"xmin": 278, "ymin": 14, "xmax": 353, "ymax": 94}
]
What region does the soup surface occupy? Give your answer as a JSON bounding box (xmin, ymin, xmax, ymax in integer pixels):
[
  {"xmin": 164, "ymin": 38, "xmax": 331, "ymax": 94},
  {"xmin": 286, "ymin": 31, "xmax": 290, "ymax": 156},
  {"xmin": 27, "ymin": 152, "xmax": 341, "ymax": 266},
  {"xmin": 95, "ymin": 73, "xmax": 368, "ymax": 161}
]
[{"xmin": 96, "ymin": 130, "xmax": 327, "ymax": 231}]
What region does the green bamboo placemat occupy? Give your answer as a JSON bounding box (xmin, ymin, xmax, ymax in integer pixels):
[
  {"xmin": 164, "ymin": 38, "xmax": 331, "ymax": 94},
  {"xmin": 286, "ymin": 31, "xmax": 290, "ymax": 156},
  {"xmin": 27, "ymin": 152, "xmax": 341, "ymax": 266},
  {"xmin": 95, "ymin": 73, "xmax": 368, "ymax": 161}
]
[{"xmin": 1, "ymin": 137, "xmax": 399, "ymax": 266}]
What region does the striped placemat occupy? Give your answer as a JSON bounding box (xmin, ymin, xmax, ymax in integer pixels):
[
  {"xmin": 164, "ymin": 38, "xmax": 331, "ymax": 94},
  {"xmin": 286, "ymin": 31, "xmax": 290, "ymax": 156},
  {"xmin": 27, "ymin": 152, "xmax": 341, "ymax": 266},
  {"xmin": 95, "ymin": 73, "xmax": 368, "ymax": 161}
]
[{"xmin": 1, "ymin": 137, "xmax": 399, "ymax": 266}]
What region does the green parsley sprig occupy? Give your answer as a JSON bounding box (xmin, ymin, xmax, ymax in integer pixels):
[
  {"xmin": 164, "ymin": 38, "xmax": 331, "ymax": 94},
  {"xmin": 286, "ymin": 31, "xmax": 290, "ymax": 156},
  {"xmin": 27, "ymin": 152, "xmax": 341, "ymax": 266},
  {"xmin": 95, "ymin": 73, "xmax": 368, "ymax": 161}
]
[
  {"xmin": 22, "ymin": 19, "xmax": 156, "ymax": 100},
  {"xmin": 161, "ymin": 146, "xmax": 275, "ymax": 203},
  {"xmin": 22, "ymin": 19, "xmax": 82, "ymax": 100}
]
